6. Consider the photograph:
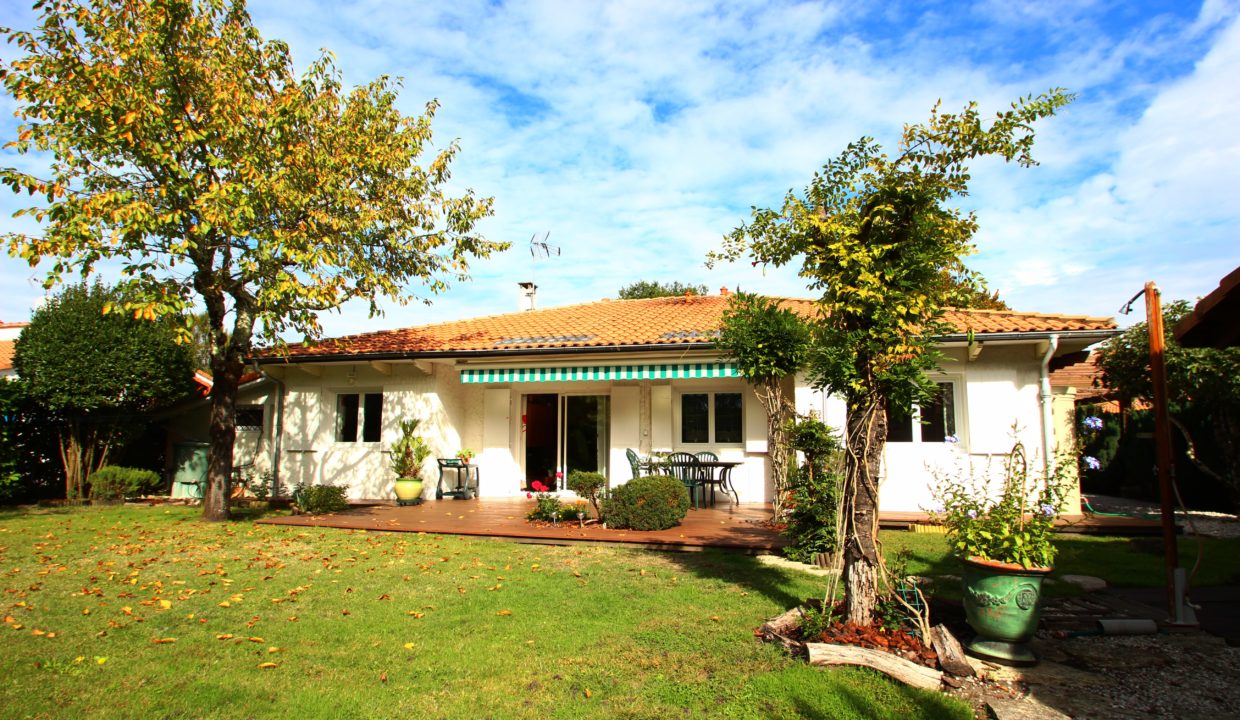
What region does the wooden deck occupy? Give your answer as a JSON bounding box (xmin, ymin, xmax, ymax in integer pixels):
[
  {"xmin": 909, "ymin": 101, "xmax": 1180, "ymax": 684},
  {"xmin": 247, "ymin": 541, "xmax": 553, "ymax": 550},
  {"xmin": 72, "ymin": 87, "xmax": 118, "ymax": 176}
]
[
  {"xmin": 257, "ymin": 498, "xmax": 786, "ymax": 551},
  {"xmin": 256, "ymin": 498, "xmax": 1165, "ymax": 550}
]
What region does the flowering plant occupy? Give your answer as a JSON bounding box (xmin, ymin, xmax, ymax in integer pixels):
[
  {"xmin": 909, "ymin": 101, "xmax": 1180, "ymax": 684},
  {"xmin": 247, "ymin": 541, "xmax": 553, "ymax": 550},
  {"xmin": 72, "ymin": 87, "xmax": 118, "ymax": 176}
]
[
  {"xmin": 930, "ymin": 442, "xmax": 1073, "ymax": 569},
  {"xmin": 526, "ymin": 480, "xmax": 562, "ymax": 522}
]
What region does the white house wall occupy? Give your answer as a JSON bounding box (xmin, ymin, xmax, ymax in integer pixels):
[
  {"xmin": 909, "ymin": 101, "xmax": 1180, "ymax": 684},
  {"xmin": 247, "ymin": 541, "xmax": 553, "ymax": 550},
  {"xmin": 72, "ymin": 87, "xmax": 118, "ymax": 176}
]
[{"xmin": 256, "ymin": 343, "xmax": 1077, "ymax": 510}]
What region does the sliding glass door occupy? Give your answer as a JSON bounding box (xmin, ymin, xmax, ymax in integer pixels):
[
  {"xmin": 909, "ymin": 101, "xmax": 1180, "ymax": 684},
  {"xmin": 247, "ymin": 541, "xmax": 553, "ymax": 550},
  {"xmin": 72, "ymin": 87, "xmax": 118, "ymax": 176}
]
[{"xmin": 523, "ymin": 393, "xmax": 609, "ymax": 490}]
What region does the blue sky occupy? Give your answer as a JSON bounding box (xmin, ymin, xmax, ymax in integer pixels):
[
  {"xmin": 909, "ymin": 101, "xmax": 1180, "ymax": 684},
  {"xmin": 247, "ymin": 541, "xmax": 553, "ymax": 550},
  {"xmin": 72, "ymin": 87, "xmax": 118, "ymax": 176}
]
[{"xmin": 2, "ymin": 0, "xmax": 1238, "ymax": 337}]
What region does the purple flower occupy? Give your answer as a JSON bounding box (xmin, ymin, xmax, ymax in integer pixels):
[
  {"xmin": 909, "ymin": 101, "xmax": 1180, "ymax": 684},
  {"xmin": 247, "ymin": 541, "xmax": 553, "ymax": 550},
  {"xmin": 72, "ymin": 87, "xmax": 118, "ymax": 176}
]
[
  {"xmin": 1083, "ymin": 416, "xmax": 1104, "ymax": 432},
  {"xmin": 1084, "ymin": 456, "xmax": 1101, "ymax": 471},
  {"xmin": 967, "ymin": 509, "xmax": 978, "ymax": 519},
  {"xmin": 1040, "ymin": 503, "xmax": 1056, "ymax": 517}
]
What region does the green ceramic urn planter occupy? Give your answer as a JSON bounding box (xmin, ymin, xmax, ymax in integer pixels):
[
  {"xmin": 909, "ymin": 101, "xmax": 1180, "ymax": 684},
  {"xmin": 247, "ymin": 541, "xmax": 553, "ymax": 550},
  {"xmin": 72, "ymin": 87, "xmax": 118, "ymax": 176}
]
[
  {"xmin": 961, "ymin": 556, "xmax": 1051, "ymax": 666},
  {"xmin": 393, "ymin": 478, "xmax": 424, "ymax": 506}
]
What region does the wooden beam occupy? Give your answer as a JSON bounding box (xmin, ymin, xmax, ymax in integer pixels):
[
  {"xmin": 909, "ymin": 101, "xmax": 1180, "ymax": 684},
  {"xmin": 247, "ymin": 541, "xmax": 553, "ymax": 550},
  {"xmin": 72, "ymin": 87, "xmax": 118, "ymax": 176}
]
[
  {"xmin": 370, "ymin": 361, "xmax": 393, "ymax": 376},
  {"xmin": 968, "ymin": 341, "xmax": 983, "ymax": 362},
  {"xmin": 413, "ymin": 360, "xmax": 433, "ymax": 375},
  {"xmin": 299, "ymin": 364, "xmax": 321, "ymax": 377}
]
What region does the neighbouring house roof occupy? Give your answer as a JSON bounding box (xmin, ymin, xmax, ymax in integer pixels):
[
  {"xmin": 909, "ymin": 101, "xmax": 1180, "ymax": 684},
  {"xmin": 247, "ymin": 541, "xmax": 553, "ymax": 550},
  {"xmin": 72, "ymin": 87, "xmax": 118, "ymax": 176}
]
[
  {"xmin": 1049, "ymin": 351, "xmax": 1113, "ymax": 402},
  {"xmin": 1174, "ymin": 265, "xmax": 1240, "ymax": 349},
  {"xmin": 0, "ymin": 339, "xmax": 16, "ymax": 375},
  {"xmin": 260, "ymin": 295, "xmax": 1118, "ymax": 363}
]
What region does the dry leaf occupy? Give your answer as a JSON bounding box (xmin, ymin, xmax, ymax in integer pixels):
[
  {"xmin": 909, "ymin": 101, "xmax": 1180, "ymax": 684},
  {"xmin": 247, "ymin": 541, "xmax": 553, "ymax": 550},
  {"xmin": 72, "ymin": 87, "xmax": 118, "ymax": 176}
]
[
  {"xmin": 407, "ymin": 611, "xmax": 424, "ymax": 619},
  {"xmin": 584, "ymin": 689, "xmax": 592, "ymax": 698},
  {"xmin": 216, "ymin": 634, "xmax": 234, "ymax": 640},
  {"xmin": 379, "ymin": 671, "xmax": 388, "ymax": 683},
  {"xmin": 159, "ymin": 600, "xmax": 172, "ymax": 609},
  {"xmin": 247, "ymin": 636, "xmax": 264, "ymax": 643},
  {"xmin": 403, "ymin": 642, "xmax": 415, "ymax": 650},
  {"xmin": 256, "ymin": 662, "xmax": 279, "ymax": 669},
  {"xmin": 151, "ymin": 637, "xmax": 176, "ymax": 644},
  {"xmin": 496, "ymin": 609, "xmax": 512, "ymax": 616}
]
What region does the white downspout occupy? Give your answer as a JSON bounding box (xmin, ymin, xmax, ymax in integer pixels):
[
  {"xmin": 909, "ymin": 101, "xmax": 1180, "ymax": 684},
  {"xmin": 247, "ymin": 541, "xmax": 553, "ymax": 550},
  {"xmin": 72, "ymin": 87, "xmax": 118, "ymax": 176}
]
[{"xmin": 1038, "ymin": 334, "xmax": 1060, "ymax": 477}]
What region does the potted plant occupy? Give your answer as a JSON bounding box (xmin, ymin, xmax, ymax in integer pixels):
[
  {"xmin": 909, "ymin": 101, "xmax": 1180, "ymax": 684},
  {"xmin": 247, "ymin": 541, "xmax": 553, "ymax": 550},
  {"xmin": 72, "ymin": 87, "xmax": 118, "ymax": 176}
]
[
  {"xmin": 931, "ymin": 440, "xmax": 1073, "ymax": 666},
  {"xmin": 456, "ymin": 448, "xmax": 475, "ymax": 464},
  {"xmin": 390, "ymin": 418, "xmax": 432, "ymax": 506}
]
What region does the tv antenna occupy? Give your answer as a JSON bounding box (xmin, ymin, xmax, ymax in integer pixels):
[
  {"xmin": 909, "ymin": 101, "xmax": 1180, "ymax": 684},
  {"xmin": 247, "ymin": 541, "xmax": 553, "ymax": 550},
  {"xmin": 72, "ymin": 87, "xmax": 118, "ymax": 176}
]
[{"xmin": 528, "ymin": 231, "xmax": 560, "ymax": 284}]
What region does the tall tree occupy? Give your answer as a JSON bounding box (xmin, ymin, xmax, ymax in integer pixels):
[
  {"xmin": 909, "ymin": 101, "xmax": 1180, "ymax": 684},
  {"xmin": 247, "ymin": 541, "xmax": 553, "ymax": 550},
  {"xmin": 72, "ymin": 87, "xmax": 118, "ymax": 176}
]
[
  {"xmin": 1, "ymin": 0, "xmax": 504, "ymax": 520},
  {"xmin": 13, "ymin": 282, "xmax": 195, "ymax": 499},
  {"xmin": 711, "ymin": 91, "xmax": 1071, "ymax": 624},
  {"xmin": 1096, "ymin": 299, "xmax": 1240, "ymax": 506},
  {"xmin": 716, "ymin": 292, "xmax": 811, "ymax": 516},
  {"xmin": 618, "ymin": 280, "xmax": 709, "ymax": 299}
]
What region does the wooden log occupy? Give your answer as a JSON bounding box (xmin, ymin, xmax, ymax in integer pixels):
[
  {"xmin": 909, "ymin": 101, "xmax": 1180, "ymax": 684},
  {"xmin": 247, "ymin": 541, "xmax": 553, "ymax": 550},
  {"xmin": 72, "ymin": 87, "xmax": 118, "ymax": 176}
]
[
  {"xmin": 758, "ymin": 607, "xmax": 807, "ymax": 656},
  {"xmin": 759, "ymin": 607, "xmax": 804, "ymax": 638},
  {"xmin": 929, "ymin": 624, "xmax": 976, "ymax": 678},
  {"xmin": 806, "ymin": 643, "xmax": 943, "ymax": 691}
]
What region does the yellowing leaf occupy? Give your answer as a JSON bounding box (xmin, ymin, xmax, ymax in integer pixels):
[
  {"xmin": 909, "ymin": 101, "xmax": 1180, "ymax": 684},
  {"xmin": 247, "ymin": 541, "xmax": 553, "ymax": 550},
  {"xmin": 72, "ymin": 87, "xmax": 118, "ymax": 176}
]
[
  {"xmin": 402, "ymin": 642, "xmax": 415, "ymax": 650},
  {"xmin": 95, "ymin": 657, "xmax": 108, "ymax": 665},
  {"xmin": 496, "ymin": 609, "xmax": 512, "ymax": 616},
  {"xmin": 151, "ymin": 637, "xmax": 176, "ymax": 644},
  {"xmin": 256, "ymin": 662, "xmax": 279, "ymax": 669},
  {"xmin": 218, "ymin": 601, "xmax": 231, "ymax": 608},
  {"xmin": 159, "ymin": 600, "xmax": 172, "ymax": 609},
  {"xmin": 216, "ymin": 634, "xmax": 234, "ymax": 640}
]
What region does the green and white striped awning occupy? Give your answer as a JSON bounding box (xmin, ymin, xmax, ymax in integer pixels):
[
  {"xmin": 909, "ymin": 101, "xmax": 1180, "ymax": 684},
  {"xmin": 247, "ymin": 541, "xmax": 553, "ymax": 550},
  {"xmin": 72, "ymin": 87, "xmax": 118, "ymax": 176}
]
[{"xmin": 460, "ymin": 362, "xmax": 739, "ymax": 384}]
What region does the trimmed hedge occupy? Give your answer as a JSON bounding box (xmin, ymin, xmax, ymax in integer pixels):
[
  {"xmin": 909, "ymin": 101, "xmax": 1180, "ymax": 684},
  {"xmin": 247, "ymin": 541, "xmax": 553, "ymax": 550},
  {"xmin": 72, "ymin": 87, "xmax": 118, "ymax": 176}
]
[
  {"xmin": 601, "ymin": 475, "xmax": 689, "ymax": 531},
  {"xmin": 88, "ymin": 465, "xmax": 161, "ymax": 501}
]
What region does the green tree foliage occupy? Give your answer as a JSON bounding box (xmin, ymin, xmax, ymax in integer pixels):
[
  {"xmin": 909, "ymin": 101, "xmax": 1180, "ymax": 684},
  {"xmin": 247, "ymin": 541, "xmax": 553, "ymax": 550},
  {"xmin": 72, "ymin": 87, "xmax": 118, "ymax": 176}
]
[
  {"xmin": 617, "ymin": 280, "xmax": 709, "ymax": 299},
  {"xmin": 1096, "ymin": 299, "xmax": 1240, "ymax": 505},
  {"xmin": 711, "ymin": 90, "xmax": 1072, "ymax": 624},
  {"xmin": 939, "ymin": 270, "xmax": 1009, "ymax": 310},
  {"xmin": 716, "ymin": 292, "xmax": 811, "ymax": 515},
  {"xmin": 14, "ymin": 282, "xmax": 194, "ymax": 499},
  {"xmin": 0, "ymin": 379, "xmax": 62, "ymax": 504},
  {"xmin": 1, "ymin": 0, "xmax": 504, "ymax": 520}
]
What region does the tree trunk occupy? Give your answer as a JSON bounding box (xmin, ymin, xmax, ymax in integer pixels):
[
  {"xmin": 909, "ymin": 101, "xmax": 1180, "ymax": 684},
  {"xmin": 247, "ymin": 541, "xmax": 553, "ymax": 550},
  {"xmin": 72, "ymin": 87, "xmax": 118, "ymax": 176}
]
[
  {"xmin": 759, "ymin": 378, "xmax": 794, "ymax": 516},
  {"xmin": 203, "ymin": 357, "xmax": 241, "ymax": 522},
  {"xmin": 842, "ymin": 394, "xmax": 886, "ymax": 625}
]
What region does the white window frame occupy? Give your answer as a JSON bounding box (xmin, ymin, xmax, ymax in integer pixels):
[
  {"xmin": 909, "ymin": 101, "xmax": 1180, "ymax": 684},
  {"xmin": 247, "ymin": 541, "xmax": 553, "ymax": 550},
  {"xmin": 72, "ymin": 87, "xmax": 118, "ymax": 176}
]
[
  {"xmin": 334, "ymin": 389, "xmax": 384, "ymax": 444},
  {"xmin": 885, "ymin": 376, "xmax": 966, "ymax": 447},
  {"xmin": 672, "ymin": 388, "xmax": 745, "ymax": 449}
]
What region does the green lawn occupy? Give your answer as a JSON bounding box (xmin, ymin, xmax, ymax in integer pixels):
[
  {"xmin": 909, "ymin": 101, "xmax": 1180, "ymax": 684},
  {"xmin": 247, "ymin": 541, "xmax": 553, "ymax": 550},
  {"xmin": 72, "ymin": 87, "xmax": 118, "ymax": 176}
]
[{"xmin": 0, "ymin": 505, "xmax": 968, "ymax": 720}]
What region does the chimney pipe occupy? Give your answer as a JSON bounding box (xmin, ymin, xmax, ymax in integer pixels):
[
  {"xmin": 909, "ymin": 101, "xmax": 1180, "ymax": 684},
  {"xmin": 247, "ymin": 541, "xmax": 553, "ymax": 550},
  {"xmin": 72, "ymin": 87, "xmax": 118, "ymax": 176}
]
[{"xmin": 518, "ymin": 282, "xmax": 538, "ymax": 311}]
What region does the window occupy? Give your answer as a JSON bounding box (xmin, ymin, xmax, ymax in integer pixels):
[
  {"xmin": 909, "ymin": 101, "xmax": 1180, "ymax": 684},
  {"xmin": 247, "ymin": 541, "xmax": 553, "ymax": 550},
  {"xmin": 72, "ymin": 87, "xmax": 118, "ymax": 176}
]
[
  {"xmin": 679, "ymin": 392, "xmax": 743, "ymax": 445},
  {"xmin": 235, "ymin": 406, "xmax": 264, "ymax": 432},
  {"xmin": 885, "ymin": 382, "xmax": 958, "ymax": 443},
  {"xmin": 336, "ymin": 392, "xmax": 382, "ymax": 443}
]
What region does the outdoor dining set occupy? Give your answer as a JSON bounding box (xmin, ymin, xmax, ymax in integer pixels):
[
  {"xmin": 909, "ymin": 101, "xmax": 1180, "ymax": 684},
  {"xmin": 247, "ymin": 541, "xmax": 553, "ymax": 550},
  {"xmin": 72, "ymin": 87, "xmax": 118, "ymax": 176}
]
[{"xmin": 625, "ymin": 449, "xmax": 741, "ymax": 508}]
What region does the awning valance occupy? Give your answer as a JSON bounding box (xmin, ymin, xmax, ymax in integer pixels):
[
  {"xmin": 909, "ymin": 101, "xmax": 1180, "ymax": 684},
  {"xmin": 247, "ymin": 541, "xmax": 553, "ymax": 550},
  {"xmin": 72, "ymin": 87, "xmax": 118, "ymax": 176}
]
[{"xmin": 459, "ymin": 362, "xmax": 739, "ymax": 384}]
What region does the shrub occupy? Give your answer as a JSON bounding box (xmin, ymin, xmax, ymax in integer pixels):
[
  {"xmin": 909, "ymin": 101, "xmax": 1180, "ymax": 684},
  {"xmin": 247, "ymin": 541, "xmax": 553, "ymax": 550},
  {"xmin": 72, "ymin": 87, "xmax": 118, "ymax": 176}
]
[
  {"xmin": 526, "ymin": 493, "xmax": 563, "ymax": 522},
  {"xmin": 291, "ymin": 482, "xmax": 350, "ymax": 514},
  {"xmin": 601, "ymin": 475, "xmax": 689, "ymax": 531},
  {"xmin": 88, "ymin": 465, "xmax": 161, "ymax": 501},
  {"xmin": 781, "ymin": 464, "xmax": 842, "ymax": 564},
  {"xmin": 566, "ymin": 470, "xmax": 606, "ymax": 517}
]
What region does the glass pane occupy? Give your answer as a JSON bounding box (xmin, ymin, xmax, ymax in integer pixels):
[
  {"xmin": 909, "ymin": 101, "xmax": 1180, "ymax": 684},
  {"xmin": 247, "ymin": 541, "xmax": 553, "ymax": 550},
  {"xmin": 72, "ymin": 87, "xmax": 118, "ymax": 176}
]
[
  {"xmin": 714, "ymin": 393, "xmax": 742, "ymax": 443},
  {"xmin": 362, "ymin": 393, "xmax": 383, "ymax": 442},
  {"xmin": 884, "ymin": 396, "xmax": 913, "ymax": 443},
  {"xmin": 564, "ymin": 395, "xmax": 609, "ymax": 476},
  {"xmin": 681, "ymin": 394, "xmax": 709, "ymax": 444},
  {"xmin": 921, "ymin": 383, "xmax": 955, "ymax": 443},
  {"xmin": 336, "ymin": 394, "xmax": 359, "ymax": 442},
  {"xmin": 235, "ymin": 406, "xmax": 264, "ymax": 432}
]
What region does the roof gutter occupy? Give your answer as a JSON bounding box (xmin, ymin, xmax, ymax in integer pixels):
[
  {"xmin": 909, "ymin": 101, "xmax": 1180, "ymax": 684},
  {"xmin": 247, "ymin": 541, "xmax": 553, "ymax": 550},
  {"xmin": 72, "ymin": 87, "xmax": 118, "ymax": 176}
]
[{"xmin": 253, "ymin": 329, "xmax": 1120, "ymax": 365}]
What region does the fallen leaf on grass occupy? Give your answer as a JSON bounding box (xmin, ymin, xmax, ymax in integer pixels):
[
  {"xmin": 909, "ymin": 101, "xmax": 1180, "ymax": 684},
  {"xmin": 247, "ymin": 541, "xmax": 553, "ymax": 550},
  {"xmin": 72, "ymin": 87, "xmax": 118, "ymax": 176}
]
[
  {"xmin": 403, "ymin": 642, "xmax": 415, "ymax": 650},
  {"xmin": 247, "ymin": 636, "xmax": 264, "ymax": 643},
  {"xmin": 218, "ymin": 601, "xmax": 231, "ymax": 608},
  {"xmin": 256, "ymin": 662, "xmax": 279, "ymax": 669},
  {"xmin": 216, "ymin": 634, "xmax": 234, "ymax": 640},
  {"xmin": 267, "ymin": 647, "xmax": 281, "ymax": 653},
  {"xmin": 379, "ymin": 671, "xmax": 388, "ymax": 683},
  {"xmin": 95, "ymin": 657, "xmax": 107, "ymax": 665},
  {"xmin": 151, "ymin": 637, "xmax": 177, "ymax": 644},
  {"xmin": 406, "ymin": 611, "xmax": 424, "ymax": 619},
  {"xmin": 496, "ymin": 609, "xmax": 512, "ymax": 616},
  {"xmin": 584, "ymin": 689, "xmax": 592, "ymax": 699}
]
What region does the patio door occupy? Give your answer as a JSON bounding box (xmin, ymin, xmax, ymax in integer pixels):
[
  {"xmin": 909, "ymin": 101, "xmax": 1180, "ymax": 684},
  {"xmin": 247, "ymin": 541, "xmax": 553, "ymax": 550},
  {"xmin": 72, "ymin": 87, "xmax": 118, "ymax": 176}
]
[
  {"xmin": 560, "ymin": 395, "xmax": 609, "ymax": 480},
  {"xmin": 522, "ymin": 393, "xmax": 609, "ymax": 491}
]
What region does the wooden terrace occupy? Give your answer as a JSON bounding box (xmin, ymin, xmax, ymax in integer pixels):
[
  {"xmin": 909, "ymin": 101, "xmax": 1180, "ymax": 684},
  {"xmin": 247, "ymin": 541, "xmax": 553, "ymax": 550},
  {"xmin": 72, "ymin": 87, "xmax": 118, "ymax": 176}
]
[{"xmin": 256, "ymin": 498, "xmax": 1164, "ymax": 551}]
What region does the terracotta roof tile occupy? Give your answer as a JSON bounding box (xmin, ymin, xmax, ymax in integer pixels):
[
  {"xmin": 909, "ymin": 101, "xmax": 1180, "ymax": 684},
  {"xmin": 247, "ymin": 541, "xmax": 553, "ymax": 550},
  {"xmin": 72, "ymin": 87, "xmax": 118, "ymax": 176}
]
[
  {"xmin": 268, "ymin": 295, "xmax": 1118, "ymax": 360},
  {"xmin": 0, "ymin": 339, "xmax": 15, "ymax": 372},
  {"xmin": 1049, "ymin": 352, "xmax": 1113, "ymax": 401}
]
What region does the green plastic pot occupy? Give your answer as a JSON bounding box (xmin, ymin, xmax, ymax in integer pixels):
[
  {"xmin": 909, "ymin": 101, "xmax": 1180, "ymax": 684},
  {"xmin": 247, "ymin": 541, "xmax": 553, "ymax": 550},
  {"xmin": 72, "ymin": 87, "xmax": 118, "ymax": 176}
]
[
  {"xmin": 961, "ymin": 556, "xmax": 1051, "ymax": 666},
  {"xmin": 394, "ymin": 478, "xmax": 424, "ymax": 506}
]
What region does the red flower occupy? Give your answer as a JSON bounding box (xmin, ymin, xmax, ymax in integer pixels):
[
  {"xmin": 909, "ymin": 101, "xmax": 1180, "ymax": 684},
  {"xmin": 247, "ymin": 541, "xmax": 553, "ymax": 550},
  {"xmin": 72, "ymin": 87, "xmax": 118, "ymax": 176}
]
[
  {"xmin": 526, "ymin": 492, "xmax": 532, "ymax": 499},
  {"xmin": 531, "ymin": 481, "xmax": 548, "ymax": 493}
]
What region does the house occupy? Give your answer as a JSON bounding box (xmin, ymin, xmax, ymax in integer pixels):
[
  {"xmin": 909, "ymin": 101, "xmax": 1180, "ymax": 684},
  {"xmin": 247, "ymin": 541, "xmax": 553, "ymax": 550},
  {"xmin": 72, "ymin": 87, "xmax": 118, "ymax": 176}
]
[
  {"xmin": 0, "ymin": 321, "xmax": 29, "ymax": 380},
  {"xmin": 209, "ymin": 290, "xmax": 1118, "ymax": 514},
  {"xmin": 1174, "ymin": 265, "xmax": 1240, "ymax": 348}
]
